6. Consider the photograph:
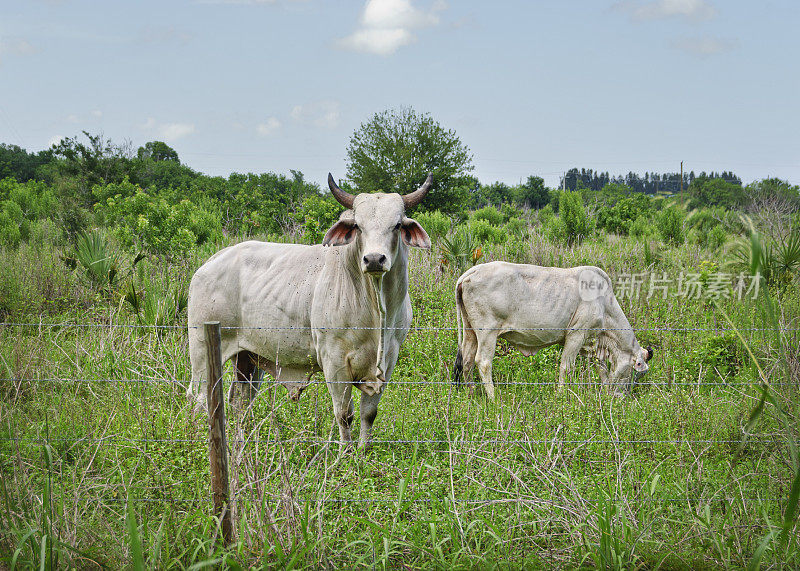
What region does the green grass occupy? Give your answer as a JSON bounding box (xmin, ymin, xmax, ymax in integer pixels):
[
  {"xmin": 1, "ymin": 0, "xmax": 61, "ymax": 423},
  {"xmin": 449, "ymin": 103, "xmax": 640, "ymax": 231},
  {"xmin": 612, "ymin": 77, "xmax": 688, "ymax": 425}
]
[{"xmin": 1, "ymin": 231, "xmax": 798, "ymax": 568}]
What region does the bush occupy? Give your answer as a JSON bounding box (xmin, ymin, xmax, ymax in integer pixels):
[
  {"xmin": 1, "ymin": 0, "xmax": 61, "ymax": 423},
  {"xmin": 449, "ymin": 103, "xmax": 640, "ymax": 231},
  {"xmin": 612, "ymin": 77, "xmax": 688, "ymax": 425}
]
[
  {"xmin": 505, "ymin": 217, "xmax": 529, "ymax": 239},
  {"xmin": 414, "ymin": 210, "xmax": 450, "ymax": 242},
  {"xmin": 468, "ymin": 219, "xmax": 508, "ymax": 244},
  {"xmin": 657, "ymin": 207, "xmax": 684, "ymax": 246},
  {"xmin": 543, "ymin": 215, "xmax": 567, "ymax": 243},
  {"xmin": 630, "ymin": 215, "xmax": 656, "ymax": 240},
  {"xmin": 684, "ymin": 333, "xmax": 741, "ymax": 383},
  {"xmin": 499, "ymin": 202, "xmax": 520, "ymax": 222},
  {"xmin": 293, "ymin": 194, "xmax": 340, "ymax": 244},
  {"xmin": 0, "ymin": 208, "xmax": 22, "ymax": 247},
  {"xmin": 558, "ymin": 191, "xmax": 593, "ymax": 245},
  {"xmin": 503, "ymin": 235, "xmax": 529, "ymax": 263},
  {"xmin": 96, "ymin": 186, "xmax": 222, "ymax": 257},
  {"xmin": 472, "ymin": 206, "xmax": 505, "ymax": 226},
  {"xmin": 596, "ymin": 194, "xmax": 651, "ymax": 236},
  {"xmin": 538, "ymin": 204, "xmax": 555, "ymax": 226}
]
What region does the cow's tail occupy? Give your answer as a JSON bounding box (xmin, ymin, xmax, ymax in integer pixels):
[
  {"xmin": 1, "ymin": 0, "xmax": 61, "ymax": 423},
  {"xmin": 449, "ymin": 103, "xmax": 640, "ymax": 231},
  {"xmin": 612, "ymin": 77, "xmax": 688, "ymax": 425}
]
[{"xmin": 452, "ymin": 281, "xmax": 465, "ymax": 387}]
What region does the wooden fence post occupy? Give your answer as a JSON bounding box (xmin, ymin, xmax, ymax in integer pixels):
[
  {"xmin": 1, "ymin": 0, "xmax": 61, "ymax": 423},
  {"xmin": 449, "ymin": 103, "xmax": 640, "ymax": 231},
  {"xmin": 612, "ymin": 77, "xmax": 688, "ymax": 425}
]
[{"xmin": 204, "ymin": 321, "xmax": 232, "ymax": 545}]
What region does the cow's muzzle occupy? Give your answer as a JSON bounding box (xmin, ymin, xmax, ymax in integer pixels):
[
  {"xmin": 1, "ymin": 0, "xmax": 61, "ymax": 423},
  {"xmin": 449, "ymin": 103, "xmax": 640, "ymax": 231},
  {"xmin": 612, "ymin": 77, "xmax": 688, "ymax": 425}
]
[{"xmin": 363, "ymin": 253, "xmax": 388, "ymax": 274}]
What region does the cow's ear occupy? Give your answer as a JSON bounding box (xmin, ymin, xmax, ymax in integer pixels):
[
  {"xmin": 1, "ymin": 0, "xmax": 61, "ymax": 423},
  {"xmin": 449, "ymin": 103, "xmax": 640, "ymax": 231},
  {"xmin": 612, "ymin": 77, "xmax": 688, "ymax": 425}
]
[
  {"xmin": 645, "ymin": 346, "xmax": 654, "ymax": 362},
  {"xmin": 323, "ymin": 219, "xmax": 357, "ymax": 246},
  {"xmin": 401, "ymin": 217, "xmax": 431, "ymax": 249}
]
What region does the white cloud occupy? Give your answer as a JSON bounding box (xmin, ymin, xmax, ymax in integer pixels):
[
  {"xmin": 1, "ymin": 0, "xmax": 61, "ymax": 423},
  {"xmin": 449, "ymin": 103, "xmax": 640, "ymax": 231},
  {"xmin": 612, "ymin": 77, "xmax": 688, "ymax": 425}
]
[
  {"xmin": 614, "ymin": 0, "xmax": 716, "ymax": 22},
  {"xmin": 671, "ymin": 36, "xmax": 738, "ymax": 56},
  {"xmin": 66, "ymin": 114, "xmax": 79, "ymax": 123},
  {"xmin": 338, "ymin": 0, "xmax": 445, "ymax": 55},
  {"xmin": 290, "ymin": 101, "xmax": 340, "ymax": 129},
  {"xmin": 91, "ymin": 109, "xmax": 103, "ymax": 118},
  {"xmin": 0, "ymin": 37, "xmax": 36, "ymax": 64},
  {"xmin": 142, "ymin": 117, "xmax": 196, "ymax": 141},
  {"xmin": 340, "ymin": 28, "xmax": 414, "ymax": 56},
  {"xmin": 256, "ymin": 116, "xmax": 281, "ymax": 136}
]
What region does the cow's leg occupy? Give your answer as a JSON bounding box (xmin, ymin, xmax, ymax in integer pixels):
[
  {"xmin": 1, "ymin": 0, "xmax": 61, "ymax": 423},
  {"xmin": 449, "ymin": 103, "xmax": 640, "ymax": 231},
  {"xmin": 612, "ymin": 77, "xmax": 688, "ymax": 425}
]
[
  {"xmin": 559, "ymin": 331, "xmax": 587, "ymax": 389},
  {"xmin": 475, "ymin": 330, "xmax": 499, "ymax": 401},
  {"xmin": 325, "ymin": 369, "xmax": 355, "ymax": 446},
  {"xmin": 188, "ymin": 326, "xmax": 209, "ymax": 413},
  {"xmin": 358, "ymin": 335, "xmax": 400, "ymax": 448},
  {"xmin": 358, "ymin": 392, "xmax": 381, "ymax": 449},
  {"xmin": 460, "ymin": 324, "xmax": 479, "ymax": 390},
  {"xmin": 229, "ymin": 351, "xmax": 261, "ymax": 408}
]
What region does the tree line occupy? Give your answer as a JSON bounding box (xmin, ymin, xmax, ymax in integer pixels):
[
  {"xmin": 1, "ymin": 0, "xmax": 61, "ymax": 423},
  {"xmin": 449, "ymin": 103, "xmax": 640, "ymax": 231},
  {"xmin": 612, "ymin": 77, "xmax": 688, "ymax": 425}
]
[{"xmin": 1, "ymin": 107, "xmax": 798, "ymax": 255}]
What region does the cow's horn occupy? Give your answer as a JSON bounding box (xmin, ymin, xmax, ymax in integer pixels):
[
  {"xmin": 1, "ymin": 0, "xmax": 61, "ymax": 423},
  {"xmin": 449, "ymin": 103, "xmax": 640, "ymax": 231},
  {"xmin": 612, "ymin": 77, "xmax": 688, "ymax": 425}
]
[
  {"xmin": 328, "ymin": 173, "xmax": 355, "ymax": 209},
  {"xmin": 402, "ymin": 173, "xmax": 433, "ymax": 209},
  {"xmin": 645, "ymin": 346, "xmax": 654, "ymax": 361}
]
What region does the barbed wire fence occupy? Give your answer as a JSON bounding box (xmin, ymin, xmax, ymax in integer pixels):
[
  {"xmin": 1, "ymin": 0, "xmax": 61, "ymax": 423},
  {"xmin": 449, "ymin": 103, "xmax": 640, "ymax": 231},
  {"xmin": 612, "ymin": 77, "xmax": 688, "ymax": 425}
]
[{"xmin": 1, "ymin": 320, "xmax": 798, "ymax": 549}]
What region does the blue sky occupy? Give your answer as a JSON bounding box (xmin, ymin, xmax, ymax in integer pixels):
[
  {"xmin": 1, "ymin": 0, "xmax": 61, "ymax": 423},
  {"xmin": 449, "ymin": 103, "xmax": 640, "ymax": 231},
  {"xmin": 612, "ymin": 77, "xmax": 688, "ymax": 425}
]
[{"xmin": 1, "ymin": 0, "xmax": 798, "ymax": 189}]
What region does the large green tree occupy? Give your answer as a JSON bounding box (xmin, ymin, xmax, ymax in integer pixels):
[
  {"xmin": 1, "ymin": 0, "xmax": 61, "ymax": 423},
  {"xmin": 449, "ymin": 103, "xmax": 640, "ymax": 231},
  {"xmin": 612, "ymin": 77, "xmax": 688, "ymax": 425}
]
[
  {"xmin": 345, "ymin": 107, "xmax": 474, "ymax": 213},
  {"xmin": 137, "ymin": 141, "xmax": 180, "ymax": 163},
  {"xmin": 687, "ymin": 175, "xmax": 744, "ymax": 209},
  {"xmin": 515, "ymin": 175, "xmax": 548, "ymax": 209}
]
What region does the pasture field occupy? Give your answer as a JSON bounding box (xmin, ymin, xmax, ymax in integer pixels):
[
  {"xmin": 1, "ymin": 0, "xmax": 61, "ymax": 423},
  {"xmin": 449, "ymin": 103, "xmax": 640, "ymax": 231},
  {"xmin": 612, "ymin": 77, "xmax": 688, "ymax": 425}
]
[{"xmin": 2, "ymin": 230, "xmax": 799, "ymax": 569}]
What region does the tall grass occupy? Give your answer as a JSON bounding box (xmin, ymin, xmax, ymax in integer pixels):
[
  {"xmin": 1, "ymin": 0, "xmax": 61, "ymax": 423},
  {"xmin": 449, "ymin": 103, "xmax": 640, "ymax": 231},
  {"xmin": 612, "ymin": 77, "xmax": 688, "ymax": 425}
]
[{"xmin": 1, "ymin": 220, "xmax": 799, "ymax": 568}]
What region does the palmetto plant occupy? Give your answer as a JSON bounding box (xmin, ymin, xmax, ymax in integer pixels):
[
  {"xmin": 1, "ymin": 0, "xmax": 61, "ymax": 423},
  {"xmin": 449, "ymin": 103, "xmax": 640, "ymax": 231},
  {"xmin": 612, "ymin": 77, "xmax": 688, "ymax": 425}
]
[
  {"xmin": 728, "ymin": 217, "xmax": 800, "ymax": 291},
  {"xmin": 439, "ymin": 229, "xmax": 483, "ymax": 275},
  {"xmin": 123, "ymin": 279, "xmax": 188, "ymax": 327},
  {"xmin": 75, "ymin": 229, "xmax": 119, "ymax": 289}
]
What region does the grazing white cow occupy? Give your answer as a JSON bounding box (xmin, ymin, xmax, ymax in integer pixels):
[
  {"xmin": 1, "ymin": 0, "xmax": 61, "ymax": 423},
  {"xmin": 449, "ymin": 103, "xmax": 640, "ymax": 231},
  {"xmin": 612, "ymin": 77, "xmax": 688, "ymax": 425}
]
[
  {"xmin": 187, "ymin": 174, "xmax": 432, "ymax": 446},
  {"xmin": 452, "ymin": 262, "xmax": 653, "ymax": 399}
]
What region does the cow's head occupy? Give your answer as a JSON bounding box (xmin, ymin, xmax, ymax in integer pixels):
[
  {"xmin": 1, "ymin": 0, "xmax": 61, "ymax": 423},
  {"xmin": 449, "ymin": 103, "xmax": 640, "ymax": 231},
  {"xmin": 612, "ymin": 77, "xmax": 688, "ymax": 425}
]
[
  {"xmin": 613, "ymin": 343, "xmax": 653, "ymax": 389},
  {"xmin": 323, "ymin": 174, "xmax": 432, "ymax": 275},
  {"xmin": 633, "ymin": 345, "xmax": 653, "ymax": 375}
]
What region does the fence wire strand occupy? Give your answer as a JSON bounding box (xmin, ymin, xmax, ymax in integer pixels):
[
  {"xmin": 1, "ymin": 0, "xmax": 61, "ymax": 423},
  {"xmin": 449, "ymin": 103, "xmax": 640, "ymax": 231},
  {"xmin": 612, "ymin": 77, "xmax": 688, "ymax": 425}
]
[{"xmin": 2, "ymin": 320, "xmax": 796, "ymax": 516}]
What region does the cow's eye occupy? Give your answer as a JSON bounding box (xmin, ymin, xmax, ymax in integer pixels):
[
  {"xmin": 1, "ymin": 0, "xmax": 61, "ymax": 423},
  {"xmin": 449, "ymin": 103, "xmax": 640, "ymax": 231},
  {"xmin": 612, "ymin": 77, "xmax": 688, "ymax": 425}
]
[
  {"xmin": 394, "ymin": 222, "xmax": 401, "ymax": 231},
  {"xmin": 352, "ymin": 224, "xmax": 359, "ymax": 230}
]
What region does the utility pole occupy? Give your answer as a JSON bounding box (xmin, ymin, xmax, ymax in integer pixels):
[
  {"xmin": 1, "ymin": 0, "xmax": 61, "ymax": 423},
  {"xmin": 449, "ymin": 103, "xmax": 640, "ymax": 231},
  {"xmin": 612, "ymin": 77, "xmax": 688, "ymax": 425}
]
[{"xmin": 680, "ymin": 161, "xmax": 684, "ymax": 199}]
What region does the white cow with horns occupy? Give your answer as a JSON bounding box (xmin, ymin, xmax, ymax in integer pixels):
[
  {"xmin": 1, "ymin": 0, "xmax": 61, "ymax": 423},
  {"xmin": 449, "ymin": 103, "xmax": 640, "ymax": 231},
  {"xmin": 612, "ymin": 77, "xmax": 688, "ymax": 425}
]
[
  {"xmin": 187, "ymin": 174, "xmax": 432, "ymax": 446},
  {"xmin": 452, "ymin": 262, "xmax": 653, "ymax": 399}
]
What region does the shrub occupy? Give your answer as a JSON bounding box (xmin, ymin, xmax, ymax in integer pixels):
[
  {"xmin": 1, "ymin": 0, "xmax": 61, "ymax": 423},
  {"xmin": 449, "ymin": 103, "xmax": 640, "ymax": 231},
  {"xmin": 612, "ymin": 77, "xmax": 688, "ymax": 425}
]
[
  {"xmin": 630, "ymin": 215, "xmax": 656, "ymax": 240},
  {"xmin": 543, "ymin": 215, "xmax": 567, "ymax": 243},
  {"xmin": 728, "ymin": 227, "xmax": 800, "ymax": 291},
  {"xmin": 657, "ymin": 207, "xmax": 684, "ymax": 246},
  {"xmin": 596, "ymin": 194, "xmax": 651, "ymax": 236},
  {"xmin": 505, "ymin": 217, "xmax": 529, "ymax": 239},
  {"xmin": 0, "ymin": 178, "xmax": 57, "ymax": 221},
  {"xmin": 503, "ymin": 235, "xmax": 530, "ymax": 263},
  {"xmin": 0, "ymin": 209, "xmax": 22, "ymax": 247},
  {"xmin": 293, "ymin": 194, "xmax": 340, "ymax": 244},
  {"xmin": 499, "ymin": 202, "xmax": 520, "ymax": 222},
  {"xmin": 558, "ymin": 191, "xmax": 593, "ymax": 245},
  {"xmin": 538, "ymin": 204, "xmax": 555, "ymax": 226},
  {"xmin": 414, "ymin": 210, "xmax": 450, "ymax": 242},
  {"xmin": 96, "ymin": 186, "xmax": 222, "ymax": 257},
  {"xmin": 468, "ymin": 219, "xmax": 507, "ymax": 244},
  {"xmin": 472, "ymin": 206, "xmax": 505, "ymax": 226},
  {"xmin": 683, "ymin": 333, "xmax": 741, "ymax": 383}
]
